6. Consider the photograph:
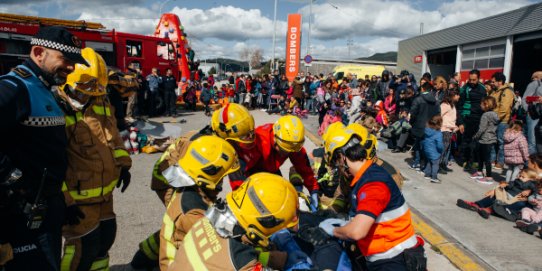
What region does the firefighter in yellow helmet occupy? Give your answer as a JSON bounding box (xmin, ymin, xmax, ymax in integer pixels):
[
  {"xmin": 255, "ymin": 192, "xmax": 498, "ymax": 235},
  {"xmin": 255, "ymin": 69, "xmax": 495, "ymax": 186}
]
[
  {"xmin": 246, "ymin": 115, "xmax": 320, "ymax": 211},
  {"xmin": 58, "ymin": 47, "xmax": 132, "ymax": 271},
  {"xmin": 158, "ymin": 136, "xmax": 240, "ymax": 271},
  {"xmin": 131, "ymin": 103, "xmax": 256, "ymax": 270},
  {"xmin": 167, "ymin": 173, "xmax": 303, "ymax": 271}
]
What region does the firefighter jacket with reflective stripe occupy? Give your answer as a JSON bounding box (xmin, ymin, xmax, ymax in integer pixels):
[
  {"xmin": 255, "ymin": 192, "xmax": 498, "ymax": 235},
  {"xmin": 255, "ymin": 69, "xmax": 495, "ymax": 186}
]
[
  {"xmin": 350, "ymin": 163, "xmax": 416, "ymax": 262},
  {"xmin": 249, "ymin": 124, "xmax": 319, "ymax": 192},
  {"xmin": 167, "ymin": 217, "xmax": 262, "ymax": 271},
  {"xmin": 151, "ymin": 130, "xmax": 199, "ymax": 192},
  {"xmin": 159, "ymin": 187, "xmax": 212, "ymax": 271},
  {"xmin": 62, "ymin": 97, "xmax": 131, "ymax": 206}
]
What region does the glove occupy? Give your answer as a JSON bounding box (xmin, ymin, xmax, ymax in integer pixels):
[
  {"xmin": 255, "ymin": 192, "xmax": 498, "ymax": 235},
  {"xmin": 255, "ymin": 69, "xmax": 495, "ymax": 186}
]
[
  {"xmin": 65, "ymin": 205, "xmax": 85, "ymax": 225},
  {"xmin": 285, "ymin": 250, "xmax": 310, "ymax": 270},
  {"xmin": 117, "ymin": 168, "xmax": 131, "ymax": 193},
  {"xmin": 310, "ymin": 191, "xmax": 319, "ymax": 213},
  {"xmin": 319, "ymin": 218, "xmax": 348, "ymax": 236},
  {"xmin": 297, "ymin": 226, "xmax": 331, "ymax": 247},
  {"xmin": 0, "ymin": 242, "xmax": 13, "ymax": 265}
]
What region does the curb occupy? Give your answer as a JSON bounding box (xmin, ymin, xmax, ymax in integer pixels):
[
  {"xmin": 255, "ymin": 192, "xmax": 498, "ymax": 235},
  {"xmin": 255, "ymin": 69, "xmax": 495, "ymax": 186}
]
[
  {"xmin": 410, "ymin": 209, "xmax": 492, "ymax": 271},
  {"xmin": 304, "ymin": 128, "xmax": 491, "ymax": 271}
]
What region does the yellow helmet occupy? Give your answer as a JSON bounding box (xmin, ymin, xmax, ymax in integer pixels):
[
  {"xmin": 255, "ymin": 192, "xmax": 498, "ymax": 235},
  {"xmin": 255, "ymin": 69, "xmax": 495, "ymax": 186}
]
[
  {"xmin": 347, "ymin": 123, "xmax": 376, "ymax": 160},
  {"xmin": 324, "ymin": 127, "xmax": 358, "ymax": 164},
  {"xmin": 63, "ymin": 47, "xmax": 108, "ymax": 96},
  {"xmin": 226, "ymin": 173, "xmax": 299, "ymax": 247},
  {"xmin": 322, "ymin": 122, "xmax": 345, "ymax": 144},
  {"xmin": 273, "ymin": 115, "xmax": 305, "ymax": 152},
  {"xmin": 211, "ymin": 104, "xmax": 255, "ymax": 144},
  {"xmin": 178, "ymin": 135, "xmax": 240, "ymax": 190}
]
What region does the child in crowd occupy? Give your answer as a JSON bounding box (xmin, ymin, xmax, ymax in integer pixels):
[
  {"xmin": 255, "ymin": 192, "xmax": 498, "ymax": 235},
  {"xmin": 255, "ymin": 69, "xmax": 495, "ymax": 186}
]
[
  {"xmin": 471, "ymin": 96, "xmax": 499, "ymax": 184},
  {"xmin": 422, "ymin": 115, "xmax": 444, "ymax": 183},
  {"xmin": 439, "ymin": 90, "xmax": 459, "ymax": 173},
  {"xmin": 287, "ymin": 96, "xmax": 298, "ymax": 114},
  {"xmin": 374, "ymin": 100, "xmax": 389, "ymax": 128},
  {"xmin": 504, "ymin": 120, "xmax": 529, "ymax": 183},
  {"xmin": 318, "ymin": 109, "xmax": 342, "ymax": 136},
  {"xmin": 457, "ymin": 168, "xmax": 538, "ymax": 219},
  {"xmin": 200, "ymin": 83, "xmax": 212, "ymax": 116},
  {"xmin": 390, "ymin": 109, "xmax": 412, "ymax": 153},
  {"xmin": 516, "ymin": 182, "xmax": 542, "ymax": 232}
]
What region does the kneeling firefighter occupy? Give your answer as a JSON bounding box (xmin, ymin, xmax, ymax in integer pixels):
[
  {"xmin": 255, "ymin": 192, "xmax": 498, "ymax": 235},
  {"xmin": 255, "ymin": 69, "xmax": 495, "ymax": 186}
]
[
  {"xmin": 131, "ymin": 103, "xmax": 256, "ymax": 269},
  {"xmin": 315, "ymin": 122, "xmax": 403, "ymax": 214},
  {"xmin": 158, "ymin": 135, "xmax": 240, "ymax": 271},
  {"xmin": 319, "ymin": 127, "xmax": 426, "ymax": 271},
  {"xmin": 58, "ymin": 47, "xmax": 132, "ymax": 271},
  {"xmin": 168, "ymin": 173, "xmax": 309, "ymax": 271}
]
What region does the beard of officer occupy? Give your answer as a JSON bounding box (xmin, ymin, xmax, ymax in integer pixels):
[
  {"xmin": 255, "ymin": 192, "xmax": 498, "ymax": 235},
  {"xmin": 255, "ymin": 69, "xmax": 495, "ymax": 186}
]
[{"xmin": 30, "ymin": 46, "xmax": 75, "ymax": 85}]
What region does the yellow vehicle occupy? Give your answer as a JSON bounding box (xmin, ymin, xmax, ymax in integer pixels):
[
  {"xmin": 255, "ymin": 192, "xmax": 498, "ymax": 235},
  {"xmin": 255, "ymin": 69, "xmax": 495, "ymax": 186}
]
[{"xmin": 332, "ymin": 64, "xmax": 386, "ymax": 82}]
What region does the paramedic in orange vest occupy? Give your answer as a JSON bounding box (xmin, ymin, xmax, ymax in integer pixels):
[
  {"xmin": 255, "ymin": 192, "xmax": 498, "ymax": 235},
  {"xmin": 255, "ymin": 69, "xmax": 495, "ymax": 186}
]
[{"xmin": 320, "ymin": 128, "xmax": 426, "ymax": 271}]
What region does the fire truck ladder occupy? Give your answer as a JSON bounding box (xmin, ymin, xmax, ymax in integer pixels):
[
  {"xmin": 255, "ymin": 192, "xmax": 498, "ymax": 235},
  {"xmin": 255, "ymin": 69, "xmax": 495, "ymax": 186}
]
[{"xmin": 0, "ymin": 13, "xmax": 105, "ymax": 30}]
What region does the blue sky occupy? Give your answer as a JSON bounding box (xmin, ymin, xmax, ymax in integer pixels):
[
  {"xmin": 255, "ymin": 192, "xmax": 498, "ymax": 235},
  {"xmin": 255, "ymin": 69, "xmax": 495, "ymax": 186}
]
[{"xmin": 1, "ymin": 0, "xmax": 537, "ymax": 60}]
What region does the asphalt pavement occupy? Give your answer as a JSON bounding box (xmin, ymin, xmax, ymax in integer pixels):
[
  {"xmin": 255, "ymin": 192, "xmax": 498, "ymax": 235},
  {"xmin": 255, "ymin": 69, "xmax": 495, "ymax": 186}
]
[{"xmin": 108, "ymin": 109, "xmax": 458, "ymax": 271}]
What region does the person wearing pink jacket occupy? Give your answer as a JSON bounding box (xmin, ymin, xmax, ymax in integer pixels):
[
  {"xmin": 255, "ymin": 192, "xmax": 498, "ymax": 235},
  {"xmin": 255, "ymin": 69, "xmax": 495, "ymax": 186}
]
[{"xmin": 504, "ymin": 120, "xmax": 530, "ymax": 183}]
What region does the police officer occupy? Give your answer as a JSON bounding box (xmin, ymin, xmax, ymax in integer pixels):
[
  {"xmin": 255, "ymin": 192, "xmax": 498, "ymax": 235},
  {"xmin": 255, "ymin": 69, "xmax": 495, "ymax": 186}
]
[{"xmin": 0, "ymin": 26, "xmax": 88, "ymax": 271}]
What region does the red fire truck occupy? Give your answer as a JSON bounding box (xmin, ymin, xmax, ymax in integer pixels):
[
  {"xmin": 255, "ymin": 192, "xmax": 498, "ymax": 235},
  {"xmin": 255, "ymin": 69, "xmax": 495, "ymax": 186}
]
[{"xmin": 0, "ymin": 13, "xmax": 191, "ymax": 79}]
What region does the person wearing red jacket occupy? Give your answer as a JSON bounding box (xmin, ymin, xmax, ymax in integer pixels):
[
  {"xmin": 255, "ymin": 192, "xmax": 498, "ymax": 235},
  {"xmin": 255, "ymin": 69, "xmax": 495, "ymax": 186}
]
[{"xmin": 246, "ymin": 115, "xmax": 320, "ymax": 211}]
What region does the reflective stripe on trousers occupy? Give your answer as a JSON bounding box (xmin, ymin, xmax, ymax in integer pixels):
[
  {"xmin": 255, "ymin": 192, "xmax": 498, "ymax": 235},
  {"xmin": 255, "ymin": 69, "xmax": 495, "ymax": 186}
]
[
  {"xmin": 90, "ymin": 256, "xmax": 109, "ymax": 271},
  {"xmin": 61, "ymin": 245, "xmax": 76, "ymax": 271},
  {"xmin": 140, "ymin": 233, "xmax": 159, "ymax": 260}
]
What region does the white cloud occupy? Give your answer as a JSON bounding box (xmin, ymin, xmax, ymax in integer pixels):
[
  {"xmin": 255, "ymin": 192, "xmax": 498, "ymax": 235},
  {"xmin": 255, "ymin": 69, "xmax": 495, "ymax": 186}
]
[
  {"xmin": 170, "ymin": 6, "xmax": 287, "ymax": 41},
  {"xmin": 0, "ymin": 3, "xmax": 40, "ymax": 16},
  {"xmin": 301, "ymin": 0, "xmax": 533, "ymax": 40},
  {"xmin": 77, "ymin": 6, "xmax": 158, "ymax": 35}
]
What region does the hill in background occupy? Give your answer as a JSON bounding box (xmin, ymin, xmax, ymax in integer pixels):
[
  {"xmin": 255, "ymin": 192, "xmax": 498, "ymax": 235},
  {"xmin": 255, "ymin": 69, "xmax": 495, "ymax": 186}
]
[{"xmin": 358, "ymin": 52, "xmax": 397, "ymax": 62}]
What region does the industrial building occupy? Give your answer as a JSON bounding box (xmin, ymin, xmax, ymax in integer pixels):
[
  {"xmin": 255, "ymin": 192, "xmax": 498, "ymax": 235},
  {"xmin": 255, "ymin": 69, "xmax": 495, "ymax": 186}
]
[{"xmin": 398, "ymin": 2, "xmax": 542, "ymax": 92}]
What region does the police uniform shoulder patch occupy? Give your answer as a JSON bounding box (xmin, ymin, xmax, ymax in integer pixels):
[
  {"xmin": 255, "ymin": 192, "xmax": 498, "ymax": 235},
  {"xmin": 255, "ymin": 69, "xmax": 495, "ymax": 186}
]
[{"xmin": 12, "ymin": 67, "xmax": 31, "ymax": 78}]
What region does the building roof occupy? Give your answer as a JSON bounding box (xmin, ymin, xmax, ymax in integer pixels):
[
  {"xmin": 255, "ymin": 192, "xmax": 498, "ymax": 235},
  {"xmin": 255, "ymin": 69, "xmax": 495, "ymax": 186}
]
[{"xmin": 400, "ymin": 2, "xmax": 542, "ymax": 51}]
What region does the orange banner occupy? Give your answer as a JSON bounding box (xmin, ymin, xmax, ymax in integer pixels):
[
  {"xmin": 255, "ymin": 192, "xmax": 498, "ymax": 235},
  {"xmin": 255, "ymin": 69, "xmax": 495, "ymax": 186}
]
[{"xmin": 285, "ymin": 14, "xmax": 302, "ymax": 82}]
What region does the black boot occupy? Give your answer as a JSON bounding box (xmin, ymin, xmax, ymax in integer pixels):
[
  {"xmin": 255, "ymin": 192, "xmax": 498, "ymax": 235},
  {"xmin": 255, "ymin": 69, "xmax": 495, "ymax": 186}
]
[
  {"xmin": 130, "ymin": 250, "xmax": 158, "ymax": 271},
  {"xmin": 440, "ymin": 164, "xmax": 453, "ymax": 172}
]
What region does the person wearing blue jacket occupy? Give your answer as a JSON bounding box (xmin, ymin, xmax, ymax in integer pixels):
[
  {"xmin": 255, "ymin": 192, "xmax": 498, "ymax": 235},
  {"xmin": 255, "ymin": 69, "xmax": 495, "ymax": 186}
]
[{"xmin": 423, "ymin": 115, "xmax": 444, "ymax": 183}]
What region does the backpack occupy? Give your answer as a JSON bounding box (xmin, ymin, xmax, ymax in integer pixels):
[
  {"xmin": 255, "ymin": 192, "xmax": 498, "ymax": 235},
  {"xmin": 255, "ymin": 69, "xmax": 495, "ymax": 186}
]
[{"xmin": 496, "ymin": 86, "xmax": 522, "ymax": 119}]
